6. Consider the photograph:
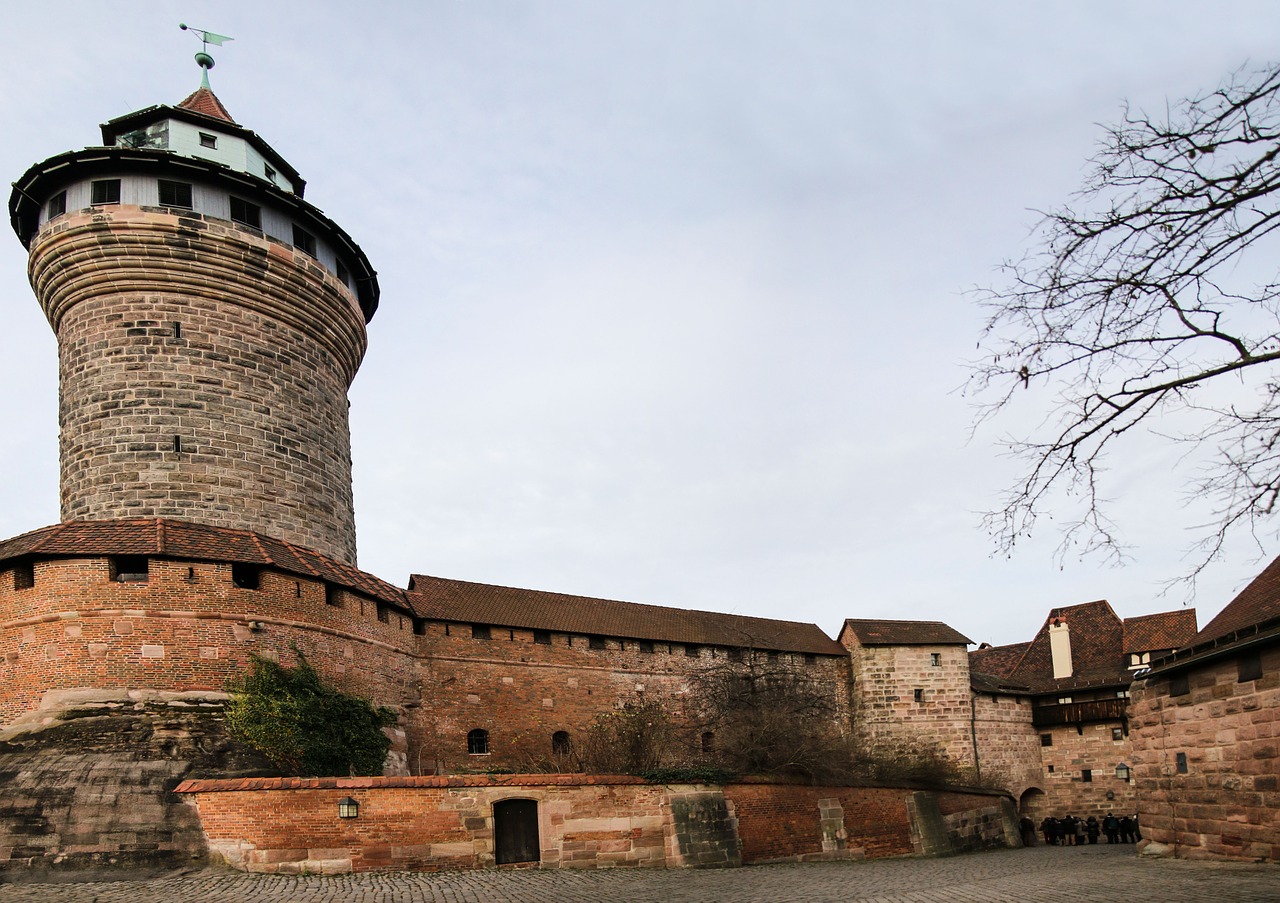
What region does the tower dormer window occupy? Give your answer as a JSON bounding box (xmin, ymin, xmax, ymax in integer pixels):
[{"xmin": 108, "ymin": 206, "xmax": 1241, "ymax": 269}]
[
  {"xmin": 199, "ymin": 132, "xmax": 218, "ymax": 149},
  {"xmin": 264, "ymin": 164, "xmax": 276, "ymax": 183},
  {"xmin": 157, "ymin": 180, "xmax": 193, "ymax": 209},
  {"xmin": 229, "ymin": 197, "xmax": 261, "ymax": 229},
  {"xmin": 292, "ymin": 225, "xmax": 317, "ymax": 258},
  {"xmin": 90, "ymin": 179, "xmax": 121, "ymax": 205}
]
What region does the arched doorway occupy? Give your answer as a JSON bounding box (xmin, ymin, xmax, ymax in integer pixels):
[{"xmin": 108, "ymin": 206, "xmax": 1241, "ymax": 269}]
[
  {"xmin": 494, "ymin": 798, "xmax": 540, "ymax": 865},
  {"xmin": 1019, "ymin": 787, "xmax": 1048, "ymax": 821}
]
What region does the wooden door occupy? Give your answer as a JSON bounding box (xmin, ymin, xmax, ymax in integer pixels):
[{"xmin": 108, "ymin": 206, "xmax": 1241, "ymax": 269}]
[{"xmin": 493, "ymin": 798, "xmax": 540, "ymax": 864}]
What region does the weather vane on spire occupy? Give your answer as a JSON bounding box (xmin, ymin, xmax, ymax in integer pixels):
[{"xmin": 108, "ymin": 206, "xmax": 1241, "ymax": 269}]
[{"xmin": 179, "ymin": 23, "xmax": 234, "ymax": 88}]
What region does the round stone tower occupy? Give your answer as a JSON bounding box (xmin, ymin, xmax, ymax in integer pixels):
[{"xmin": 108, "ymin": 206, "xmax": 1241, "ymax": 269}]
[{"xmin": 8, "ymin": 62, "xmax": 379, "ymax": 565}]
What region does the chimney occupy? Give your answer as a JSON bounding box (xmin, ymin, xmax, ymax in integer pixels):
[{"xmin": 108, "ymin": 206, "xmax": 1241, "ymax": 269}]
[{"xmin": 1049, "ymin": 617, "xmax": 1073, "ymax": 679}]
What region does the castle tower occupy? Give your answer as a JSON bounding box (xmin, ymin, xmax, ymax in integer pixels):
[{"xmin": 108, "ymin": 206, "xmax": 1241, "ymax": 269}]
[{"xmin": 7, "ymin": 55, "xmax": 379, "ymax": 564}]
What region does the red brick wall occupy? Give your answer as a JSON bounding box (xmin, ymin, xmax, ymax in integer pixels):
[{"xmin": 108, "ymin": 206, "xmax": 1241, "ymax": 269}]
[
  {"xmin": 723, "ymin": 784, "xmax": 916, "ymax": 860},
  {"xmin": 1129, "ymin": 644, "xmax": 1280, "ymax": 861}
]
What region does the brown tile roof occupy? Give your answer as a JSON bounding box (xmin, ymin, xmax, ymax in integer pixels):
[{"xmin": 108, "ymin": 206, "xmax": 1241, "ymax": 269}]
[
  {"xmin": 407, "ymin": 575, "xmax": 846, "ymax": 656},
  {"xmin": 841, "ymin": 619, "xmax": 972, "ymax": 647},
  {"xmin": 1196, "ymin": 553, "xmax": 1280, "ymax": 644},
  {"xmin": 969, "ymin": 642, "xmax": 1031, "ymax": 679},
  {"xmin": 177, "ymin": 87, "xmax": 236, "ymax": 123},
  {"xmin": 0, "ymin": 519, "xmax": 409, "ymax": 612},
  {"xmin": 1122, "ymin": 609, "xmax": 1197, "ymax": 653},
  {"xmin": 996, "ymin": 600, "xmax": 1131, "ymax": 693}
]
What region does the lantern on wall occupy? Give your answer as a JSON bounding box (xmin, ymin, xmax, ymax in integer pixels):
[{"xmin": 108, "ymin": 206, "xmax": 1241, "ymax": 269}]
[
  {"xmin": 338, "ymin": 797, "xmax": 360, "ymax": 819},
  {"xmin": 1115, "ymin": 763, "xmax": 1131, "ymax": 783}
]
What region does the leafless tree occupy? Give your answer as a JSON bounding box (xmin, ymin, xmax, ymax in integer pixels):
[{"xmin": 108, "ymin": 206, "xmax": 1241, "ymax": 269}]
[{"xmin": 970, "ymin": 63, "xmax": 1280, "ymax": 584}]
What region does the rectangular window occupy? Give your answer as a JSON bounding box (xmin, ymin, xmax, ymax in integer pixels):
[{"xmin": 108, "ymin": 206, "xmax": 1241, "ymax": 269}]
[
  {"xmin": 1238, "ymin": 653, "xmax": 1263, "ymax": 682},
  {"xmin": 412, "ymin": 619, "xmax": 426, "ymax": 636},
  {"xmin": 231, "ymin": 564, "xmax": 261, "ymax": 590},
  {"xmin": 157, "ymin": 179, "xmax": 193, "ymax": 209},
  {"xmin": 1176, "ymin": 751, "xmax": 1188, "ymax": 774},
  {"xmin": 533, "ymin": 629, "xmax": 551, "ymax": 645},
  {"xmin": 112, "ymin": 555, "xmax": 148, "ymax": 583},
  {"xmin": 638, "ymin": 640, "xmax": 655, "ymax": 654},
  {"xmin": 1081, "ymin": 769, "xmax": 1092, "ymax": 783},
  {"xmin": 1169, "ymin": 674, "xmax": 1190, "ymax": 697},
  {"xmin": 1112, "ymin": 727, "xmax": 1124, "ymax": 741},
  {"xmin": 588, "ymin": 635, "xmax": 606, "ymax": 650},
  {"xmin": 229, "ymin": 196, "xmax": 261, "ymax": 229},
  {"xmin": 471, "ymin": 624, "xmax": 491, "ymax": 640},
  {"xmin": 336, "ymin": 259, "xmax": 350, "ymax": 288},
  {"xmin": 292, "ymin": 224, "xmax": 317, "ymax": 257},
  {"xmin": 199, "ymin": 132, "xmax": 217, "ymax": 149},
  {"xmin": 913, "ymin": 688, "xmax": 924, "ymax": 703},
  {"xmin": 264, "ymin": 164, "xmax": 276, "ymax": 183},
  {"xmin": 1047, "ymin": 764, "xmax": 1055, "ymax": 773},
  {"xmin": 47, "ymin": 191, "xmax": 66, "ymax": 218},
  {"xmin": 930, "ymin": 652, "xmax": 941, "ymax": 667},
  {"xmin": 1040, "ymin": 733, "xmax": 1053, "ymax": 747},
  {"xmin": 325, "ymin": 584, "xmax": 343, "ymax": 606},
  {"xmin": 1115, "ymin": 689, "xmax": 1131, "ymax": 699},
  {"xmin": 685, "ymin": 644, "xmax": 701, "ymax": 658},
  {"xmin": 1057, "ymin": 696, "xmax": 1073, "ymax": 705},
  {"xmin": 13, "ymin": 562, "xmax": 34, "ymax": 590},
  {"xmin": 376, "ymin": 604, "xmax": 390, "ymax": 624},
  {"xmin": 91, "ymin": 179, "xmax": 121, "ymax": 205}
]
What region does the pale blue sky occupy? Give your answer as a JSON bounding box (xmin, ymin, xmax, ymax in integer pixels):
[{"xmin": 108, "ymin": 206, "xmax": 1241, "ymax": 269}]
[{"xmin": 3, "ymin": 2, "xmax": 1280, "ymax": 646}]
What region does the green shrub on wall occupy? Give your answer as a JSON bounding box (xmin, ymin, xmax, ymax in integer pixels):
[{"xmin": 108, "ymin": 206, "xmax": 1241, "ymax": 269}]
[{"xmin": 226, "ymin": 652, "xmax": 397, "ymax": 777}]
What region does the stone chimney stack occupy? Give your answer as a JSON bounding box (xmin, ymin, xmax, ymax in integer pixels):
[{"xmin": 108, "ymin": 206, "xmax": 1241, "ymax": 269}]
[{"xmin": 1048, "ymin": 617, "xmax": 1073, "ymax": 679}]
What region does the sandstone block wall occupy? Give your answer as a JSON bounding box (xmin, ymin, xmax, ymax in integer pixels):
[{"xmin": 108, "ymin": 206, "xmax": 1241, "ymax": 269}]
[
  {"xmin": 971, "ymin": 693, "xmax": 1044, "ymax": 809},
  {"xmin": 1034, "ymin": 717, "xmax": 1136, "ymax": 818},
  {"xmin": 848, "ymin": 643, "xmax": 975, "ymax": 766},
  {"xmin": 1129, "ymin": 644, "xmax": 1280, "ymax": 861},
  {"xmin": 27, "ymin": 209, "xmax": 368, "ymax": 564}
]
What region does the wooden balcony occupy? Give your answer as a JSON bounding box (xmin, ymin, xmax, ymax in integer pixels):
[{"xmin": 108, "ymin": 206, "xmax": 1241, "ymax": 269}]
[{"xmin": 1031, "ymin": 697, "xmax": 1128, "ymax": 727}]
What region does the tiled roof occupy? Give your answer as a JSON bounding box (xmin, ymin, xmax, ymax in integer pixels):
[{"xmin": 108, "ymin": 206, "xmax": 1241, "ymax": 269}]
[
  {"xmin": 177, "ymin": 86, "xmax": 236, "ymax": 123},
  {"xmin": 996, "ymin": 600, "xmax": 1130, "ymax": 693},
  {"xmin": 841, "ymin": 619, "xmax": 972, "ymax": 647},
  {"xmin": 969, "ymin": 642, "xmax": 1030, "ymax": 679},
  {"xmin": 1196, "ymin": 552, "xmax": 1280, "ymax": 644},
  {"xmin": 407, "ymin": 575, "xmax": 847, "ymax": 656},
  {"xmin": 0, "ymin": 519, "xmax": 410, "ymax": 612},
  {"xmin": 1122, "ymin": 609, "xmax": 1197, "ymax": 653}
]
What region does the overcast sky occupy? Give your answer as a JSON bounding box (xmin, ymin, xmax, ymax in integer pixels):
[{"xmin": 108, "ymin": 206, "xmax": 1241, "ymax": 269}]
[{"xmin": 4, "ymin": 2, "xmax": 1280, "ymax": 647}]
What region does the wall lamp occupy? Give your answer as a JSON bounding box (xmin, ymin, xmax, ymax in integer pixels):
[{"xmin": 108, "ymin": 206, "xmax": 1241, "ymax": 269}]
[
  {"xmin": 1115, "ymin": 763, "xmax": 1131, "ymax": 783},
  {"xmin": 338, "ymin": 797, "xmax": 360, "ymax": 819}
]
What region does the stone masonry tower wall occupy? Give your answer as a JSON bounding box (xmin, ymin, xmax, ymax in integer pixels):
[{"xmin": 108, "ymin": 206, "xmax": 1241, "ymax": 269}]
[{"xmin": 28, "ymin": 207, "xmax": 366, "ymax": 564}]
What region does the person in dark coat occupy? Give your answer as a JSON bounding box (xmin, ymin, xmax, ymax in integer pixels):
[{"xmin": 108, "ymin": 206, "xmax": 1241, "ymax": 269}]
[
  {"xmin": 1020, "ymin": 815, "xmax": 1037, "ymax": 846},
  {"xmin": 1086, "ymin": 815, "xmax": 1100, "ymax": 843},
  {"xmin": 1103, "ymin": 812, "xmax": 1119, "ymax": 843},
  {"xmin": 1119, "ymin": 815, "xmax": 1134, "ymax": 843},
  {"xmin": 1041, "ymin": 816, "xmax": 1057, "ymax": 845}
]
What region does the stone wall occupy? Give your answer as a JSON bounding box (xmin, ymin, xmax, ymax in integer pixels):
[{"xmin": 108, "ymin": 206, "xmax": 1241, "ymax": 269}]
[
  {"xmin": 28, "ymin": 209, "xmax": 368, "ymax": 564},
  {"xmin": 1128, "ymin": 643, "xmax": 1280, "ymax": 861},
  {"xmin": 971, "ymin": 692, "xmax": 1044, "ymax": 810},
  {"xmin": 846, "ymin": 641, "xmax": 975, "ymax": 766},
  {"xmin": 1034, "ymin": 716, "xmax": 1135, "ymax": 818},
  {"xmin": 177, "ymin": 776, "xmax": 1016, "ymax": 873}
]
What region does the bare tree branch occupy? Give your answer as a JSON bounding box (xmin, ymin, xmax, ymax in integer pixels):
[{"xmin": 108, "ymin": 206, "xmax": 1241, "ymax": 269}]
[{"xmin": 968, "ymin": 63, "xmax": 1280, "ymax": 585}]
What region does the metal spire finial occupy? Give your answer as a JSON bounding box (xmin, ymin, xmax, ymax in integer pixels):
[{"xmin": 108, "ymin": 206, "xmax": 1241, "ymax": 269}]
[{"xmin": 179, "ymin": 23, "xmax": 235, "ymax": 88}]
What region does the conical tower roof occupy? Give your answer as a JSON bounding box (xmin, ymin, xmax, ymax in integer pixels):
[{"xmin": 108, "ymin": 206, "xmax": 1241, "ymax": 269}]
[{"xmin": 176, "ymin": 86, "xmax": 236, "ymax": 124}]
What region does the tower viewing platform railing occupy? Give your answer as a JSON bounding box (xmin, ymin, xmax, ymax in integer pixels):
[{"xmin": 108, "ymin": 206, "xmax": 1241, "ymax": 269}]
[{"xmin": 1031, "ymin": 697, "xmax": 1128, "ymax": 727}]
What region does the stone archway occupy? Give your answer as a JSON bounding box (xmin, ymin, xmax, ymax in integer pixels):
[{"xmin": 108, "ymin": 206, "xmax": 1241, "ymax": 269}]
[{"xmin": 1019, "ymin": 787, "xmax": 1048, "ymax": 821}]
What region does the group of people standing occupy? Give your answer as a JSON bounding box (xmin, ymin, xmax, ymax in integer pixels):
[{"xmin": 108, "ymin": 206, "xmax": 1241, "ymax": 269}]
[{"xmin": 1020, "ymin": 813, "xmax": 1140, "ymax": 845}]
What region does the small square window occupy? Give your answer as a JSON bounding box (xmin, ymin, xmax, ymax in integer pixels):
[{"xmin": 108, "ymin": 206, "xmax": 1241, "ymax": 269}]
[
  {"xmin": 376, "ymin": 604, "xmax": 390, "ymax": 624},
  {"xmin": 158, "ymin": 179, "xmax": 193, "ymax": 209},
  {"xmin": 325, "ymin": 584, "xmax": 342, "ymax": 607},
  {"xmin": 264, "ymin": 164, "xmax": 277, "ymax": 183},
  {"xmin": 533, "ymin": 629, "xmax": 551, "ymax": 645},
  {"xmin": 638, "ymin": 640, "xmax": 654, "ymax": 654},
  {"xmin": 13, "ymin": 562, "xmax": 34, "ymax": 590},
  {"xmin": 913, "ymin": 688, "xmax": 924, "ymax": 703},
  {"xmin": 685, "ymin": 644, "xmax": 700, "ymax": 658},
  {"xmin": 1169, "ymin": 675, "xmax": 1190, "ymax": 697},
  {"xmin": 199, "ymin": 132, "xmax": 217, "ymax": 149},
  {"xmin": 930, "ymin": 652, "xmax": 941, "ymax": 667},
  {"xmin": 229, "ymin": 196, "xmax": 261, "ymax": 229},
  {"xmin": 588, "ymin": 635, "xmax": 606, "ymax": 651},
  {"xmin": 1238, "ymin": 653, "xmax": 1263, "ymax": 682},
  {"xmin": 91, "ymin": 179, "xmax": 121, "ymax": 205},
  {"xmin": 472, "ymin": 624, "xmax": 491, "ymax": 640},
  {"xmin": 1047, "ymin": 764, "xmax": 1055, "ymax": 773},
  {"xmin": 231, "ymin": 564, "xmax": 261, "ymax": 590},
  {"xmin": 1040, "ymin": 733, "xmax": 1053, "ymax": 747},
  {"xmin": 112, "ymin": 555, "xmax": 148, "ymax": 583},
  {"xmin": 292, "ymin": 224, "xmax": 317, "ymax": 258},
  {"xmin": 1112, "ymin": 727, "xmax": 1124, "ymax": 741},
  {"xmin": 47, "ymin": 191, "xmax": 66, "ymax": 219},
  {"xmin": 1081, "ymin": 769, "xmax": 1092, "ymax": 783}
]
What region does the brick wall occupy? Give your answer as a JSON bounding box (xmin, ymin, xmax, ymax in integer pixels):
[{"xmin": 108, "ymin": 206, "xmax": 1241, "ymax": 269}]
[
  {"xmin": 1128, "ymin": 644, "xmax": 1280, "ymax": 861},
  {"xmin": 1033, "ymin": 715, "xmax": 1136, "ymax": 818},
  {"xmin": 972, "ymin": 693, "xmax": 1043, "ymax": 809},
  {"xmin": 177, "ymin": 776, "xmax": 1015, "ymax": 872},
  {"xmin": 28, "ymin": 209, "xmax": 368, "ymax": 564}
]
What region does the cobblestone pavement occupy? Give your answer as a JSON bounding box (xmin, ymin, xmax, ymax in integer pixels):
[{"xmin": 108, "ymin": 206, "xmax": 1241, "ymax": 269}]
[{"xmin": 1, "ymin": 844, "xmax": 1277, "ymax": 903}]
